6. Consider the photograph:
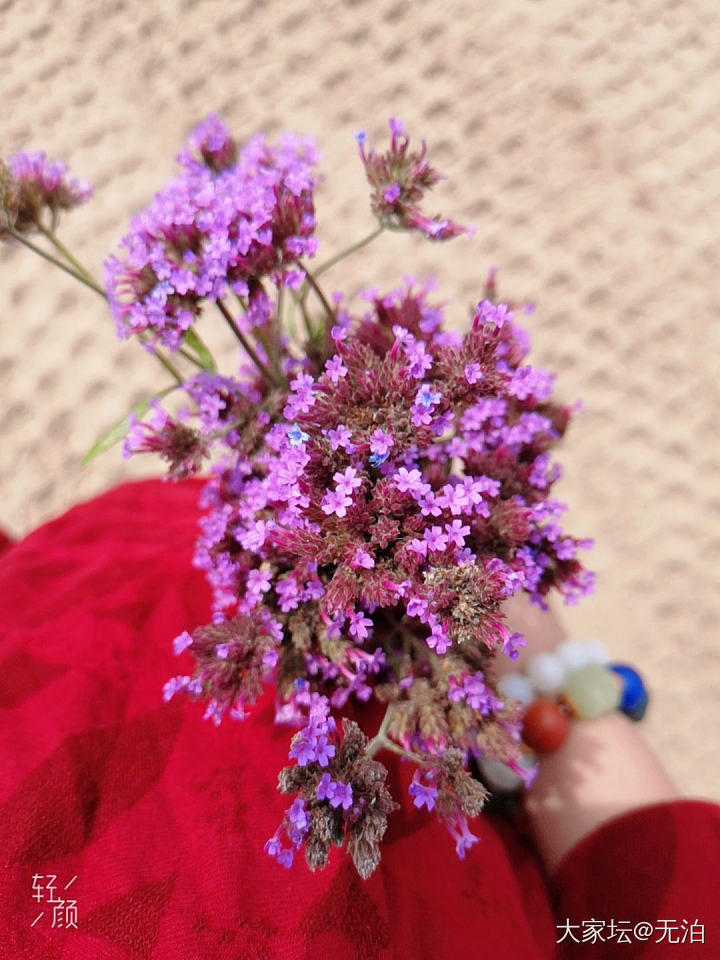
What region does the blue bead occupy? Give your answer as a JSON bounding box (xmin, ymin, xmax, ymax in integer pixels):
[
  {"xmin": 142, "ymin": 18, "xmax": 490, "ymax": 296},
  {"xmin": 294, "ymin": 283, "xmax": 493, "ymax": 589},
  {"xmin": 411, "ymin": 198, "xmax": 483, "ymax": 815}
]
[
  {"xmin": 609, "ymin": 663, "xmax": 648, "ymax": 717},
  {"xmin": 625, "ymin": 690, "xmax": 649, "ymax": 722}
]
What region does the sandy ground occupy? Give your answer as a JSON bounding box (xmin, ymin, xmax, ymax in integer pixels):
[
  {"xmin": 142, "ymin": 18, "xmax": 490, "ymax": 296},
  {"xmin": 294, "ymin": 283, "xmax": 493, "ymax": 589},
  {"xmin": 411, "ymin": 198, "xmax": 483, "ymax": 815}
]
[{"xmin": 1, "ymin": 0, "xmax": 718, "ymax": 798}]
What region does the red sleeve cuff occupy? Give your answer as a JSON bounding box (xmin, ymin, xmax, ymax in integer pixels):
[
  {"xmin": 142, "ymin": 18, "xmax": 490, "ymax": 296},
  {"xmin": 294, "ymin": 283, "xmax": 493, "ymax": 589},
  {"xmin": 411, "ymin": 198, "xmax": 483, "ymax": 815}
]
[{"xmin": 552, "ymin": 799, "xmax": 720, "ymax": 957}]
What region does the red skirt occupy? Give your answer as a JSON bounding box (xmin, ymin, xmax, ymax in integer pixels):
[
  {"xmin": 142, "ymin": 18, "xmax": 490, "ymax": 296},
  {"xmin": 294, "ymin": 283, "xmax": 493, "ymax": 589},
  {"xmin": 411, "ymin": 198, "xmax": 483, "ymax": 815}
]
[{"xmin": 1, "ymin": 479, "xmax": 718, "ymax": 958}]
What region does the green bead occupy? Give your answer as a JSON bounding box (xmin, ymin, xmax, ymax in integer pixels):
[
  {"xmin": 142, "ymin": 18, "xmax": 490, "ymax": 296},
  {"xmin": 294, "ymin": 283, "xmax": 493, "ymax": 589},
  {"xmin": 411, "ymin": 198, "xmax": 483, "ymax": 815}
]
[{"xmin": 563, "ymin": 664, "xmax": 622, "ymax": 720}]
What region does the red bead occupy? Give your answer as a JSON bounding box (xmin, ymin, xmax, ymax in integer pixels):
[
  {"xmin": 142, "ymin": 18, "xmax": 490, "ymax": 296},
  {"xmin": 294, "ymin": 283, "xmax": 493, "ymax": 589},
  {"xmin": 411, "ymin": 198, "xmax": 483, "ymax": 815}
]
[{"xmin": 521, "ymin": 698, "xmax": 571, "ymax": 752}]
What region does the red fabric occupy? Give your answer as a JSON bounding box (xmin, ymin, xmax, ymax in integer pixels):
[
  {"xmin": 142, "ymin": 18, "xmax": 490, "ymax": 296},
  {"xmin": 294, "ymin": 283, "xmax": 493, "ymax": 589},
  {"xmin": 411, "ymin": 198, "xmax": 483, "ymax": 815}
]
[
  {"xmin": 0, "ymin": 478, "xmax": 718, "ymax": 959},
  {"xmin": 0, "ymin": 528, "xmax": 14, "ymax": 556}
]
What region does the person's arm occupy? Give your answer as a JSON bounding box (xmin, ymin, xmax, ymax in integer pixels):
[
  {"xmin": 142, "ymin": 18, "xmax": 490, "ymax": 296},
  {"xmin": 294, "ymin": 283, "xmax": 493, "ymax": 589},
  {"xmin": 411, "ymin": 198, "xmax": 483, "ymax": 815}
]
[
  {"xmin": 500, "ymin": 596, "xmax": 679, "ymax": 876},
  {"xmin": 525, "ymin": 711, "xmax": 679, "ymax": 876}
]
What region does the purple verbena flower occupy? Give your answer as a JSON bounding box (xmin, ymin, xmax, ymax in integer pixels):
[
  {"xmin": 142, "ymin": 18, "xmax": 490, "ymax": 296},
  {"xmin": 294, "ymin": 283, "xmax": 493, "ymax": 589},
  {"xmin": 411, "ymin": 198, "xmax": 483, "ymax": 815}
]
[
  {"xmin": 409, "ymin": 770, "xmax": 438, "ymax": 811},
  {"xmin": 1, "ymin": 152, "xmax": 92, "ymax": 236},
  {"xmin": 357, "ymin": 120, "xmax": 469, "ymax": 240},
  {"xmin": 101, "ymin": 116, "xmax": 598, "ymax": 882}
]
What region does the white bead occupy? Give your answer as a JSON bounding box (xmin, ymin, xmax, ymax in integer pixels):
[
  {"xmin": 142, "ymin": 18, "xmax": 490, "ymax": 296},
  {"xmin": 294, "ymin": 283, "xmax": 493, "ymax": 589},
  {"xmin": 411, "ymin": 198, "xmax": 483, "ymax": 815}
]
[
  {"xmin": 526, "ymin": 652, "xmax": 566, "ymax": 695},
  {"xmin": 478, "ymin": 756, "xmax": 524, "ymax": 793},
  {"xmin": 582, "ymin": 638, "xmax": 611, "ymax": 664},
  {"xmin": 497, "ymin": 671, "xmax": 535, "ymax": 707},
  {"xmin": 557, "ymin": 638, "xmax": 610, "ymax": 671}
]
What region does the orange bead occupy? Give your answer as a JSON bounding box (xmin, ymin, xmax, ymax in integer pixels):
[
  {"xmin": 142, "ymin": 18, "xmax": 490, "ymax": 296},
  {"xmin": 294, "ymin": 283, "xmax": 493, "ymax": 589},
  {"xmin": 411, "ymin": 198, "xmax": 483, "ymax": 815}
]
[{"xmin": 521, "ymin": 698, "xmax": 571, "ymax": 752}]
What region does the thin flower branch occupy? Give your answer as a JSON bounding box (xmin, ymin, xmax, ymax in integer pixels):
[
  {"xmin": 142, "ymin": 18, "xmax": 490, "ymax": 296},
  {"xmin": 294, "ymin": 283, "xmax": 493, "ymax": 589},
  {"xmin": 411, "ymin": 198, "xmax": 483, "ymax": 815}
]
[
  {"xmin": 216, "ymin": 299, "xmax": 280, "ymax": 387},
  {"xmin": 35, "ymin": 221, "xmax": 101, "ymax": 291},
  {"xmin": 10, "ymin": 225, "xmax": 187, "ymax": 383},
  {"xmin": 9, "ymin": 228, "xmax": 104, "ymax": 296},
  {"xmin": 298, "ymin": 262, "xmax": 335, "ymax": 328},
  {"xmin": 308, "ymin": 225, "xmax": 384, "ymax": 283},
  {"xmin": 272, "ymin": 283, "xmax": 285, "ymax": 381}
]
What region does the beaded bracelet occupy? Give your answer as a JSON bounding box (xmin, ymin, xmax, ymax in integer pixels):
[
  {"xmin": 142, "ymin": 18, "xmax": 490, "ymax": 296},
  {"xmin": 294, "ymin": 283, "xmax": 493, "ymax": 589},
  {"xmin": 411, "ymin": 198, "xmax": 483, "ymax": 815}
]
[{"xmin": 479, "ymin": 639, "xmax": 649, "ymax": 795}]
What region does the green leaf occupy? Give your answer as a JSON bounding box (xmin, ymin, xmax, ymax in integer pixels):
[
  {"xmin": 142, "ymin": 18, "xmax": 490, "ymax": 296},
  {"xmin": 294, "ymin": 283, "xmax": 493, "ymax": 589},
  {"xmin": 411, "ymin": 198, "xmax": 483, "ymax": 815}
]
[
  {"xmin": 183, "ymin": 327, "xmax": 217, "ymax": 372},
  {"xmin": 81, "ymin": 386, "xmax": 176, "ymax": 466}
]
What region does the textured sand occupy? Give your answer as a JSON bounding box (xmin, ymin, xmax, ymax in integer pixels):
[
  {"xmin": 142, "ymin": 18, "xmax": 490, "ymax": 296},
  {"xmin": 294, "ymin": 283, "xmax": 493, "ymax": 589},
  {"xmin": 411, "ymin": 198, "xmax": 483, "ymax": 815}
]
[{"xmin": 1, "ymin": 0, "xmax": 718, "ymax": 798}]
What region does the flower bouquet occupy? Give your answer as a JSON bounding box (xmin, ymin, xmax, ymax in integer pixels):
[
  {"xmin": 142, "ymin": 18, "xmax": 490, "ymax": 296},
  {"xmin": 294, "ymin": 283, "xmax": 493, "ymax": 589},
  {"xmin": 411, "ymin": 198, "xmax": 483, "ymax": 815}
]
[{"xmin": 0, "ymin": 116, "xmax": 593, "ymax": 879}]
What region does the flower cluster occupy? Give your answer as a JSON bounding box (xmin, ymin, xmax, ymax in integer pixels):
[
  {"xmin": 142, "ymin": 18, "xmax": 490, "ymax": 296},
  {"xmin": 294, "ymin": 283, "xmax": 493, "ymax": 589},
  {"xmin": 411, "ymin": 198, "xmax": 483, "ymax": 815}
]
[
  {"xmin": 357, "ymin": 118, "xmax": 470, "ymax": 240},
  {"xmin": 0, "ymin": 152, "xmax": 92, "ymax": 237},
  {"xmin": 123, "ymin": 402, "xmax": 209, "ymax": 480},
  {"xmin": 104, "ymin": 113, "xmax": 318, "ymax": 352},
  {"xmin": 164, "ymin": 611, "xmax": 281, "ymax": 724},
  {"xmin": 269, "ymin": 703, "xmax": 398, "ymax": 877},
  {"xmin": 167, "ymin": 271, "xmax": 592, "ymax": 870},
  {"xmin": 2, "ymin": 116, "xmax": 594, "ymax": 879}
]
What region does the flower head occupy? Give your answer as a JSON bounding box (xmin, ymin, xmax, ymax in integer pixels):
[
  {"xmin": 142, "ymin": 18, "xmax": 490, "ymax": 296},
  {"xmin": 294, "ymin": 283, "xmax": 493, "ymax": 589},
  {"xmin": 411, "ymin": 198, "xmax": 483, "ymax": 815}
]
[
  {"xmin": 357, "ymin": 119, "xmax": 469, "ymax": 240},
  {"xmin": 105, "ymin": 118, "xmax": 318, "ymax": 351},
  {"xmin": 1, "ymin": 152, "xmax": 92, "ymax": 237}
]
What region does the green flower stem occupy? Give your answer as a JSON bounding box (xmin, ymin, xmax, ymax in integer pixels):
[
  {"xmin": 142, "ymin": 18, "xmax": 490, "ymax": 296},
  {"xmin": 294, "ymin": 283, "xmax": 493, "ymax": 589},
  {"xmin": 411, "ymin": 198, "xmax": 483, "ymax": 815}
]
[
  {"xmin": 366, "ymin": 703, "xmax": 428, "ymax": 763},
  {"xmin": 10, "ymin": 229, "xmax": 104, "ymax": 296},
  {"xmin": 291, "ymin": 288, "xmax": 315, "ymax": 342},
  {"xmin": 378, "ymin": 739, "xmax": 425, "ymax": 764},
  {"xmin": 139, "ymin": 341, "xmax": 184, "ymax": 385},
  {"xmin": 216, "ymin": 299, "xmax": 279, "ymax": 387},
  {"xmin": 299, "ymin": 262, "xmax": 335, "ymax": 327},
  {"xmin": 273, "ymin": 282, "xmax": 284, "ymax": 375},
  {"xmin": 36, "ymin": 222, "xmax": 102, "ymax": 292},
  {"xmin": 177, "ymin": 346, "xmax": 207, "ymax": 369},
  {"xmin": 12, "ymin": 226, "xmax": 187, "ymax": 386},
  {"xmin": 311, "ymin": 224, "xmax": 384, "ymax": 282}
]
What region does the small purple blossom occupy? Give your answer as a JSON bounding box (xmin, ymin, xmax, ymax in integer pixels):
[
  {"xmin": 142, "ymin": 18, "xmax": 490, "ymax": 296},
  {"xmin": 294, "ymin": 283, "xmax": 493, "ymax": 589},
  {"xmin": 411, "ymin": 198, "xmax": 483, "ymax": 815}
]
[
  {"xmin": 330, "ymin": 781, "xmax": 353, "ymax": 810},
  {"xmin": 325, "ymin": 355, "xmax": 348, "ymax": 382},
  {"xmin": 424, "ymin": 525, "xmax": 448, "ymax": 553},
  {"xmin": 369, "ymin": 428, "xmax": 393, "ymax": 457},
  {"xmin": 351, "ymin": 548, "xmax": 375, "ymax": 570},
  {"xmin": 321, "ymin": 488, "xmax": 352, "ymax": 518},
  {"xmin": 409, "ymin": 770, "xmax": 438, "ymax": 811},
  {"xmin": 334, "ymin": 467, "xmax": 362, "ymax": 496},
  {"xmin": 464, "ymin": 362, "xmax": 483, "ymax": 384},
  {"xmin": 289, "ymin": 696, "xmax": 337, "ymax": 768},
  {"xmin": 172, "ymin": 631, "xmax": 193, "ymax": 655},
  {"xmin": 316, "ymin": 772, "xmax": 334, "ymax": 801},
  {"xmin": 393, "ymin": 467, "xmax": 427, "ymax": 496},
  {"xmin": 426, "ymin": 620, "xmax": 451, "ymax": 655},
  {"xmin": 317, "ymin": 773, "xmax": 353, "ymax": 810},
  {"xmin": 348, "ymin": 610, "xmax": 373, "ymax": 641},
  {"xmin": 288, "ymin": 797, "xmax": 310, "ymax": 833},
  {"xmin": 445, "ymin": 519, "xmax": 471, "ymax": 548},
  {"xmin": 445, "ymin": 812, "xmax": 480, "ymax": 860},
  {"xmin": 501, "ymin": 631, "xmax": 527, "ymax": 661},
  {"xmin": 416, "ymin": 384, "xmax": 442, "ymax": 409},
  {"xmin": 327, "ymin": 424, "xmax": 354, "ymax": 451}
]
